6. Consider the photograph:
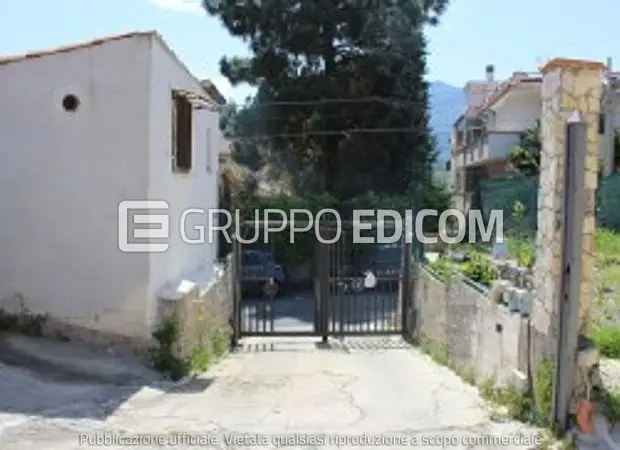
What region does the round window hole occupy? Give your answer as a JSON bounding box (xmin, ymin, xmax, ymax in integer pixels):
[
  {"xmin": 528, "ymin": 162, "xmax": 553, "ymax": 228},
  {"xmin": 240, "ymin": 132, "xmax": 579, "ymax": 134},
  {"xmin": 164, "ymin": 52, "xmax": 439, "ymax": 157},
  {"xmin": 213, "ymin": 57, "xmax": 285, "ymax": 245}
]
[{"xmin": 62, "ymin": 94, "xmax": 80, "ymax": 112}]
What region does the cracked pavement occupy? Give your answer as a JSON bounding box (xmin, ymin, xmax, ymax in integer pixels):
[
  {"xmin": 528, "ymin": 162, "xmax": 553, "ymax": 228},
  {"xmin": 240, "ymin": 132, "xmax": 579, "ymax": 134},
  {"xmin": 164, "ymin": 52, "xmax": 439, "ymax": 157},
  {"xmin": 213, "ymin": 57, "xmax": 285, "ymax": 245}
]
[{"xmin": 0, "ymin": 337, "xmax": 545, "ymax": 449}]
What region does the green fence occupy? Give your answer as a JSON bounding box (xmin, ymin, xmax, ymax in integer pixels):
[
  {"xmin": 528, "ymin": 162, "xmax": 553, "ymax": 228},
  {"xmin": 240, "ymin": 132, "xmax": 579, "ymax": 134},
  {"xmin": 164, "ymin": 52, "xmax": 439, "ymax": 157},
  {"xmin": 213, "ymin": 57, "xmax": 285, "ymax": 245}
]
[{"xmin": 476, "ymin": 173, "xmax": 620, "ymax": 232}]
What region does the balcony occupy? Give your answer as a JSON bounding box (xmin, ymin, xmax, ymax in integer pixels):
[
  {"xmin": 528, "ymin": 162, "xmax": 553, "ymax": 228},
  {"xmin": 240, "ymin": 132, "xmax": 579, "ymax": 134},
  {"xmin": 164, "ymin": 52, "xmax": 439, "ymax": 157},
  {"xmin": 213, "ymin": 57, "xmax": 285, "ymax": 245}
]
[{"xmin": 453, "ymin": 131, "xmax": 521, "ymax": 168}]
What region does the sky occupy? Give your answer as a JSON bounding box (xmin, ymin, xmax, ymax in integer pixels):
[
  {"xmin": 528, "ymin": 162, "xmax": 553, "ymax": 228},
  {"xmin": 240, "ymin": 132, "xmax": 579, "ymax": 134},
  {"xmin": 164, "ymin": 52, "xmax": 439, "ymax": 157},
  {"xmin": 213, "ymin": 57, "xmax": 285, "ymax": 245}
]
[{"xmin": 0, "ymin": 0, "xmax": 618, "ymax": 103}]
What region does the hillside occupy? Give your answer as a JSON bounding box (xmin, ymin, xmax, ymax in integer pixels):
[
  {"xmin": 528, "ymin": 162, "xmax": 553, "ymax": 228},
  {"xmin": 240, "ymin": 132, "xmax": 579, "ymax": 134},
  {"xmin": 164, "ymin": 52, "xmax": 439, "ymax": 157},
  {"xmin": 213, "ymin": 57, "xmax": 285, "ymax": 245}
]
[{"xmin": 428, "ymin": 81, "xmax": 465, "ymax": 167}]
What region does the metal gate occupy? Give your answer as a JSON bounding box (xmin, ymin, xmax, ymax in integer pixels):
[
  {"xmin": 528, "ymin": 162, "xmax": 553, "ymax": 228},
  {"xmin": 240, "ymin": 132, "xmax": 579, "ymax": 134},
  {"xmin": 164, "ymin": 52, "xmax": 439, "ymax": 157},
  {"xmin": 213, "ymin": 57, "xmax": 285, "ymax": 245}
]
[
  {"xmin": 317, "ymin": 221, "xmax": 411, "ymax": 339},
  {"xmin": 232, "ymin": 219, "xmax": 320, "ymax": 338},
  {"xmin": 232, "ymin": 219, "xmax": 412, "ymax": 342}
]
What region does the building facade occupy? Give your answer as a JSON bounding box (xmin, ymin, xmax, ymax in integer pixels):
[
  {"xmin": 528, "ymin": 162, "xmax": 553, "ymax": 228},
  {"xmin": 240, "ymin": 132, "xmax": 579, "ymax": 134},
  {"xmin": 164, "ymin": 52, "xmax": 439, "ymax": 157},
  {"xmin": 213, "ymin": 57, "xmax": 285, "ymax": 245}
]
[{"xmin": 0, "ymin": 31, "xmax": 226, "ymax": 345}]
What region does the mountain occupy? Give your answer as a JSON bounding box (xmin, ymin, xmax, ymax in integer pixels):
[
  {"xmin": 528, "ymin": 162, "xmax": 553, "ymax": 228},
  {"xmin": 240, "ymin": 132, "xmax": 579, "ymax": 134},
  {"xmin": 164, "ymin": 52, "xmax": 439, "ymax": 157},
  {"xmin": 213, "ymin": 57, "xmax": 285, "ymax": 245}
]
[{"xmin": 428, "ymin": 81, "xmax": 466, "ymax": 168}]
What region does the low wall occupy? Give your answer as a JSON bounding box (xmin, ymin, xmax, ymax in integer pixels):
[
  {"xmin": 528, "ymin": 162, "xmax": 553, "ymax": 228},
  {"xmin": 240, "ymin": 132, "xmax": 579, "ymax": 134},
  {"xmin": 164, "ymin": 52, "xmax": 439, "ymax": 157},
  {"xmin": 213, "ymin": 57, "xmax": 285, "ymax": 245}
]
[
  {"xmin": 157, "ymin": 258, "xmax": 233, "ymax": 362},
  {"xmin": 410, "ymin": 266, "xmax": 524, "ymax": 385}
]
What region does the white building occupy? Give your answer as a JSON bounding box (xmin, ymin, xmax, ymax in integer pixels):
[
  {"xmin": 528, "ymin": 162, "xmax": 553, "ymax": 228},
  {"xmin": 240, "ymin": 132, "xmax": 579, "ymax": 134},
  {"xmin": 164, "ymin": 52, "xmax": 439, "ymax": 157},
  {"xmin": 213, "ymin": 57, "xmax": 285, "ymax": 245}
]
[
  {"xmin": 450, "ymin": 66, "xmax": 542, "ymax": 212},
  {"xmin": 451, "ymin": 64, "xmax": 620, "ymax": 213},
  {"xmin": 0, "ymin": 31, "xmax": 227, "ymax": 345}
]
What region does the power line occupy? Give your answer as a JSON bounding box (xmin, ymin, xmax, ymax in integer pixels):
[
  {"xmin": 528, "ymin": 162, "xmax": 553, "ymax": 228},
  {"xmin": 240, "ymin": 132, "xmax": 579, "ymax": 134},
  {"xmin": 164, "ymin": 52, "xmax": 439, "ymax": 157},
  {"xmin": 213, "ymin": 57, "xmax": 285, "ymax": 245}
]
[
  {"xmin": 227, "ymin": 126, "xmax": 421, "ymax": 141},
  {"xmin": 226, "ymin": 96, "xmax": 424, "ymax": 108},
  {"xmin": 222, "ymin": 108, "xmax": 419, "ymax": 126},
  {"xmin": 193, "ymin": 92, "xmax": 429, "ymax": 112}
]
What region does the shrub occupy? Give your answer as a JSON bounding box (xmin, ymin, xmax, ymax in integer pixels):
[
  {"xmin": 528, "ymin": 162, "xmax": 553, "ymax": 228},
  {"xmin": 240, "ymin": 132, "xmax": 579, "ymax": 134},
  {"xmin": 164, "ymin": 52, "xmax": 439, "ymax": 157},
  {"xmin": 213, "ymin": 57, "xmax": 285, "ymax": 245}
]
[
  {"xmin": 533, "ymin": 359, "xmax": 555, "ymax": 427},
  {"xmin": 590, "ymin": 324, "xmax": 620, "ymax": 359},
  {"xmin": 507, "ymin": 200, "xmax": 536, "ymax": 268},
  {"xmin": 460, "ymin": 252, "xmax": 497, "ymax": 287},
  {"xmin": 427, "ymin": 259, "xmax": 455, "ymax": 282},
  {"xmin": 507, "ymin": 237, "xmax": 535, "ymax": 269}
]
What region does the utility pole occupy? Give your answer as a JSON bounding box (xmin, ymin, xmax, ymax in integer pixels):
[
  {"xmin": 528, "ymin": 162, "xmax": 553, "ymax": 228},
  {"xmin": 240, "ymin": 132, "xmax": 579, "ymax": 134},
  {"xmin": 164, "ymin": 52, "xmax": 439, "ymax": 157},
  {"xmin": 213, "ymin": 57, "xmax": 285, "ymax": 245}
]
[{"xmin": 603, "ymin": 57, "xmax": 615, "ymax": 176}]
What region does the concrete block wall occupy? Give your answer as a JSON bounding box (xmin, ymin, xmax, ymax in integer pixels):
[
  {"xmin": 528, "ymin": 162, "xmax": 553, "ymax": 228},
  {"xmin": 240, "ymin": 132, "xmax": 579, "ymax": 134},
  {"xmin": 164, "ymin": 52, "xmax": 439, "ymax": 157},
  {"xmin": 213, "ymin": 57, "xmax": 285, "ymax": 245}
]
[{"xmin": 411, "ymin": 267, "xmax": 523, "ymax": 385}]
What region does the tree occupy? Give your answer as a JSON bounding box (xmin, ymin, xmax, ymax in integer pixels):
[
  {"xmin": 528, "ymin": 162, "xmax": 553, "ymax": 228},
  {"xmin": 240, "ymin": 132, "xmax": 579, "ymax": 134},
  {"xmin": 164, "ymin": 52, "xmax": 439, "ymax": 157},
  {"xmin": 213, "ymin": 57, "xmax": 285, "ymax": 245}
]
[
  {"xmin": 204, "ymin": 0, "xmax": 449, "ymax": 199},
  {"xmin": 508, "ymin": 120, "xmax": 541, "ymax": 176}
]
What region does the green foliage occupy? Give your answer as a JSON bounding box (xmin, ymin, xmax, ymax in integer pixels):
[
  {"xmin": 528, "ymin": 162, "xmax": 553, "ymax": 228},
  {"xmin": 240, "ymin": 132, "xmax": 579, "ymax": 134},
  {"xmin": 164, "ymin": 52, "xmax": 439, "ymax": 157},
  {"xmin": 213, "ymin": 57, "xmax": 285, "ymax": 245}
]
[
  {"xmin": 237, "ymin": 192, "xmax": 338, "ymax": 266},
  {"xmin": 509, "ymin": 121, "xmax": 541, "ymax": 176},
  {"xmin": 0, "ymin": 296, "xmax": 47, "ymax": 337},
  {"xmin": 507, "ymin": 200, "xmax": 536, "ymax": 268},
  {"xmin": 533, "ymin": 359, "xmax": 555, "ymax": 427},
  {"xmin": 149, "ymin": 313, "xmax": 187, "ymax": 381},
  {"xmin": 596, "ymin": 228, "xmax": 620, "ymax": 267},
  {"xmin": 479, "ymin": 360, "xmax": 553, "ymax": 428},
  {"xmin": 149, "ymin": 313, "xmax": 231, "ymax": 381},
  {"xmin": 480, "ymin": 378, "xmax": 534, "ymax": 423},
  {"xmin": 460, "ymin": 252, "xmax": 497, "ymax": 286},
  {"xmin": 516, "ymin": 241, "xmax": 535, "ymax": 269},
  {"xmin": 206, "ymin": 0, "xmax": 450, "ymax": 198},
  {"xmin": 427, "ymin": 258, "xmax": 454, "ymax": 282},
  {"xmin": 512, "ymin": 199, "xmax": 525, "ymax": 219},
  {"xmin": 211, "ymin": 327, "xmax": 230, "ymax": 357},
  {"xmin": 420, "ymin": 179, "xmax": 452, "ymax": 211},
  {"xmin": 417, "ymin": 334, "xmax": 475, "ymax": 384},
  {"xmin": 590, "ymin": 325, "xmax": 620, "ymax": 358},
  {"xmin": 419, "ymin": 339, "xmax": 556, "ymax": 430}
]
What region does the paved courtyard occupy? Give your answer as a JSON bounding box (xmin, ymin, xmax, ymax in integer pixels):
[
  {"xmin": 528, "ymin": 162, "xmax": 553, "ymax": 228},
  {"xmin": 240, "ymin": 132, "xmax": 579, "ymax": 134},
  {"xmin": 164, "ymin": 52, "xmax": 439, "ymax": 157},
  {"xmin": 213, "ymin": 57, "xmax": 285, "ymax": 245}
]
[{"xmin": 0, "ymin": 336, "xmax": 546, "ymax": 449}]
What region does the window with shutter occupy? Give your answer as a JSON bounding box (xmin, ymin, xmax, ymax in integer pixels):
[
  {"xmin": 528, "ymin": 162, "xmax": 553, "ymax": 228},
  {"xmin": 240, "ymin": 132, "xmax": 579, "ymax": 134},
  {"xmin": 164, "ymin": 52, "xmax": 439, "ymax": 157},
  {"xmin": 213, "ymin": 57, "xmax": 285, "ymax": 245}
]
[{"xmin": 172, "ymin": 93, "xmax": 193, "ymax": 172}]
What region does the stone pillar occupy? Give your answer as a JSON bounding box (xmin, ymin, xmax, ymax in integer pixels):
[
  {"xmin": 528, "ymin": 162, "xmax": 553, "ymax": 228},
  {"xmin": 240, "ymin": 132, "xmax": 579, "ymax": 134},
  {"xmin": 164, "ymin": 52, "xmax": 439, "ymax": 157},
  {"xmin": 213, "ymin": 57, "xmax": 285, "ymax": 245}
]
[{"xmin": 533, "ymin": 58, "xmax": 603, "ymax": 361}]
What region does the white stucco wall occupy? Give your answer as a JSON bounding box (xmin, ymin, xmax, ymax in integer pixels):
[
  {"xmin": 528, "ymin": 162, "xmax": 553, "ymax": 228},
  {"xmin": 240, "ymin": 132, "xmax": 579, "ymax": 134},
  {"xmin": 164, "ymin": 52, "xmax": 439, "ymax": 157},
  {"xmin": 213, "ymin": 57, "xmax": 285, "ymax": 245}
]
[
  {"xmin": 491, "ymin": 89, "xmax": 541, "ymax": 132},
  {"xmin": 0, "ymin": 36, "xmax": 152, "ymax": 338},
  {"xmin": 146, "ymin": 36, "xmax": 220, "ymax": 332}
]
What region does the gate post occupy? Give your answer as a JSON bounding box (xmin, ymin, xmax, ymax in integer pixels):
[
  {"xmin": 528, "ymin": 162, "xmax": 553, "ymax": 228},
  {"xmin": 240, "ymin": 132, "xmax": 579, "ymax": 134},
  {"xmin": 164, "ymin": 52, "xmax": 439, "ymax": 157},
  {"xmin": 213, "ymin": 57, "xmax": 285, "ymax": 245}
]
[
  {"xmin": 401, "ymin": 235, "xmax": 411, "ymax": 336},
  {"xmin": 534, "ymin": 58, "xmax": 603, "ymax": 431},
  {"xmin": 231, "ymin": 229, "xmax": 241, "ymax": 347},
  {"xmin": 553, "ymin": 116, "xmax": 588, "ymax": 432},
  {"xmin": 318, "ymin": 228, "xmax": 329, "ymax": 344}
]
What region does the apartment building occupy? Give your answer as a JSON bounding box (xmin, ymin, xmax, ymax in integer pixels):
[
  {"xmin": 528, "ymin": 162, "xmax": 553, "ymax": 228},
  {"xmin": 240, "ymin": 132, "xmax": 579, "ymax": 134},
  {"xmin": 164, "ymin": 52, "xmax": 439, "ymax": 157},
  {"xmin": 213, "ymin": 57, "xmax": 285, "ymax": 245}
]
[
  {"xmin": 450, "ymin": 62, "xmax": 620, "ymax": 214},
  {"xmin": 450, "ymin": 65, "xmax": 541, "ymax": 212}
]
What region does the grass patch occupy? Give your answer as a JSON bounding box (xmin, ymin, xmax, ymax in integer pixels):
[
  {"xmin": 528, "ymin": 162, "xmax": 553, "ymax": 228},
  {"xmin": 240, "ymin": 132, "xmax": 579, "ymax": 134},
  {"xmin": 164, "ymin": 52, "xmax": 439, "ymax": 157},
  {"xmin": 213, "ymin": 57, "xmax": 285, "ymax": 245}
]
[
  {"xmin": 416, "ymin": 335, "xmax": 475, "ymax": 385},
  {"xmin": 506, "ymin": 235, "xmax": 536, "ymax": 269},
  {"xmin": 416, "ymin": 334, "xmax": 556, "ymax": 431},
  {"xmin": 149, "ymin": 312, "xmax": 230, "ymax": 381},
  {"xmin": 479, "ymin": 377, "xmax": 533, "ymax": 423},
  {"xmin": 426, "ymin": 258, "xmax": 455, "ymax": 282},
  {"xmin": 596, "ymin": 229, "xmax": 620, "ymax": 266},
  {"xmin": 591, "ymin": 229, "xmax": 620, "ymax": 358},
  {"xmin": 479, "ymin": 359, "xmax": 554, "ymax": 428},
  {"xmin": 590, "ymin": 325, "xmax": 620, "ymax": 359}
]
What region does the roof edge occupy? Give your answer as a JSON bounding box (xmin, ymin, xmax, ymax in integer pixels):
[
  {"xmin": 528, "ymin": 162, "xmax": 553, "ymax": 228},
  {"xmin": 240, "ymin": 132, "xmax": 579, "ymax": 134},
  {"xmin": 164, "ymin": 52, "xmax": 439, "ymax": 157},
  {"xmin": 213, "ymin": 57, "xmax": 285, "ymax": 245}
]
[
  {"xmin": 0, "ymin": 30, "xmax": 226, "ymax": 106},
  {"xmin": 0, "ymin": 30, "xmax": 156, "ymax": 68}
]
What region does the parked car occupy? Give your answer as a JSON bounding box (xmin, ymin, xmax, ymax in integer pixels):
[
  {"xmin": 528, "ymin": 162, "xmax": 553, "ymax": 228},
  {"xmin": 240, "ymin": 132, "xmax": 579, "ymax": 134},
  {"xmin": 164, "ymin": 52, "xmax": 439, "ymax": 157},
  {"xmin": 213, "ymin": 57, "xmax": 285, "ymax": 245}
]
[
  {"xmin": 241, "ymin": 249, "xmax": 286, "ymax": 297},
  {"xmin": 334, "ymin": 243, "xmax": 404, "ymax": 293}
]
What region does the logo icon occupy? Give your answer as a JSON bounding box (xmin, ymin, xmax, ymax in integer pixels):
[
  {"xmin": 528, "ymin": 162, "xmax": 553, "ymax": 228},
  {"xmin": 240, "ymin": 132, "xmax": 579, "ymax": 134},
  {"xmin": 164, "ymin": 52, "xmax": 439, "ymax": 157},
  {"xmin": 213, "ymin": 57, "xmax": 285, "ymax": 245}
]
[{"xmin": 118, "ymin": 200, "xmax": 170, "ymax": 253}]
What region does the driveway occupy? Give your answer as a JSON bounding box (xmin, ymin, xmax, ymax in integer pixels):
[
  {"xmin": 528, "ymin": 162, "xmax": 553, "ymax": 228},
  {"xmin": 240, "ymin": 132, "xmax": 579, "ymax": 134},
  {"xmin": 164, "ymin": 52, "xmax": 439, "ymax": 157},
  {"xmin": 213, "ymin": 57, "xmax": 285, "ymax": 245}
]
[{"xmin": 0, "ymin": 336, "xmax": 546, "ymax": 449}]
